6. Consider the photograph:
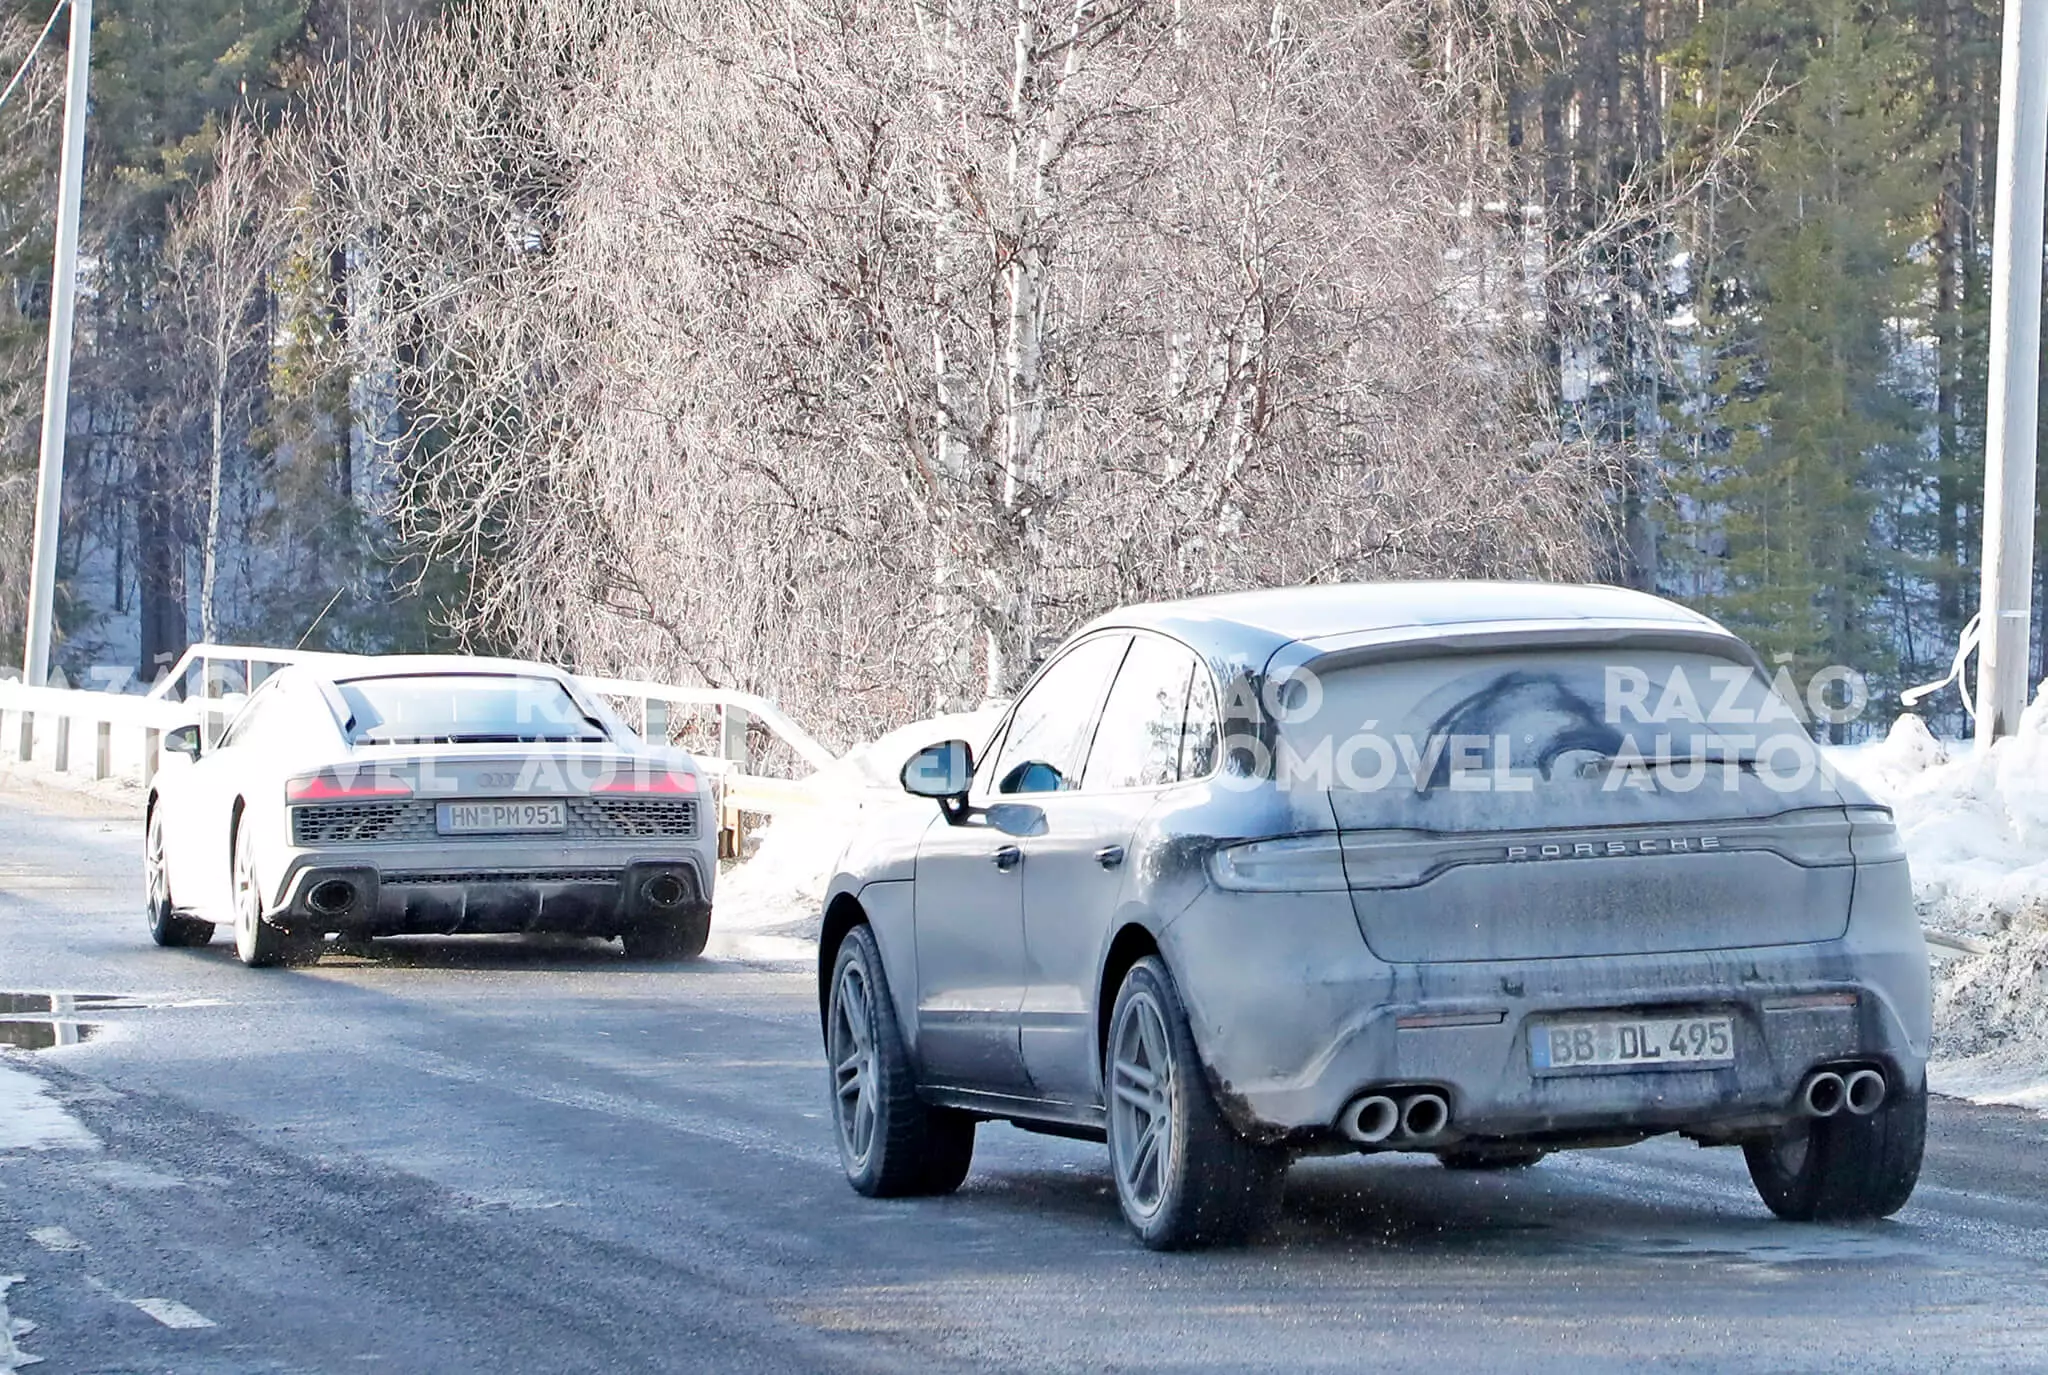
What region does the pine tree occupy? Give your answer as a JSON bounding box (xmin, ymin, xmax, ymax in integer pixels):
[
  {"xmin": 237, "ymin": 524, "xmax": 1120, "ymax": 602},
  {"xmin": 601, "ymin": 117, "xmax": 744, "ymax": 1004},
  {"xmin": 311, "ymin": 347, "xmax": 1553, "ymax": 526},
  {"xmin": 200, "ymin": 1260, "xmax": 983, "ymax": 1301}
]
[{"xmin": 1664, "ymin": 0, "xmax": 1936, "ymax": 727}]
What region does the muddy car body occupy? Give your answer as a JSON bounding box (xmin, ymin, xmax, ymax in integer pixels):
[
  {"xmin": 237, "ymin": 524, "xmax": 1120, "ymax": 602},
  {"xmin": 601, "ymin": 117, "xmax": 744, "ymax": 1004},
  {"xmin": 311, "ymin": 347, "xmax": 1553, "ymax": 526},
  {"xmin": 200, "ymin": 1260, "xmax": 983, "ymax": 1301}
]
[{"xmin": 818, "ymin": 582, "xmax": 1929, "ymax": 1247}]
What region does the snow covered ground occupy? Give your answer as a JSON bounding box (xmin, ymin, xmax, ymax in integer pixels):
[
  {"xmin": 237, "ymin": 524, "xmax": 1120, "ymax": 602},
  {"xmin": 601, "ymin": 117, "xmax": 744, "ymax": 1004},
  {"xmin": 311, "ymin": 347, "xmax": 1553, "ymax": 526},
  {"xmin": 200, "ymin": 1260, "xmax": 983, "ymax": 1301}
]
[
  {"xmin": 1826, "ymin": 682, "xmax": 2048, "ymax": 1110},
  {"xmin": 705, "ymin": 706, "xmax": 1007, "ymax": 963}
]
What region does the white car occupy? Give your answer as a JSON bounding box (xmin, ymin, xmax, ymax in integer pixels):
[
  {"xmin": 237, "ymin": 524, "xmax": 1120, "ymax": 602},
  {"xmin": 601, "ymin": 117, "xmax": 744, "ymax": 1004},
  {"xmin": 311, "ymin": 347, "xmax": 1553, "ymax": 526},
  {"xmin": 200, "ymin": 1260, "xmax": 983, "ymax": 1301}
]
[{"xmin": 144, "ymin": 655, "xmax": 718, "ymax": 967}]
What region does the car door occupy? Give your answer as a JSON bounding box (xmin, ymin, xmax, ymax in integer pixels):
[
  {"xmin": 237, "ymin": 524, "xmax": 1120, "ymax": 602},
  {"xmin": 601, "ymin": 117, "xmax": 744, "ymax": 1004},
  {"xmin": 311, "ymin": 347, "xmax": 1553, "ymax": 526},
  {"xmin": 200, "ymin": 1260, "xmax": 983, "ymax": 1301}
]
[
  {"xmin": 169, "ymin": 679, "xmax": 288, "ymax": 918},
  {"xmin": 911, "ymin": 633, "xmax": 1129, "ymax": 1095},
  {"xmin": 1017, "ymin": 634, "xmax": 1200, "ymax": 1103}
]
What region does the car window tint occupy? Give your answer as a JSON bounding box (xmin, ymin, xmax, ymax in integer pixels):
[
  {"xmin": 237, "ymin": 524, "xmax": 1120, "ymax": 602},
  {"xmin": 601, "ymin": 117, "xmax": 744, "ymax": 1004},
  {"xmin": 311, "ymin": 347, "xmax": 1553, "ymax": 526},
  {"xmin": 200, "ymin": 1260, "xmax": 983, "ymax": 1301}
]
[
  {"xmin": 992, "ymin": 635, "xmax": 1131, "ymax": 794},
  {"xmin": 337, "ymin": 674, "xmax": 608, "ymax": 745},
  {"xmin": 1179, "ymin": 661, "xmax": 1220, "ymax": 780},
  {"xmin": 1082, "ymin": 637, "xmax": 1195, "ymax": 791},
  {"xmin": 1281, "ymin": 648, "xmax": 1827, "ymax": 831}
]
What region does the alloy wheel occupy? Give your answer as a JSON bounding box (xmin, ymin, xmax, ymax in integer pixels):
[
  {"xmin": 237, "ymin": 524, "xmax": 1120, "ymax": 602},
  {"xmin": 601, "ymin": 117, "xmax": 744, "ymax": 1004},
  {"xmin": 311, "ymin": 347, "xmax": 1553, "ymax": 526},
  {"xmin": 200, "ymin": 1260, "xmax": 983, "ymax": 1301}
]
[
  {"xmin": 831, "ymin": 957, "xmax": 879, "ymax": 1171},
  {"xmin": 235, "ymin": 846, "xmax": 260, "ymax": 947},
  {"xmin": 146, "ymin": 814, "xmax": 171, "ymax": 933},
  {"xmin": 1109, "ymin": 988, "xmax": 1176, "ymax": 1221}
]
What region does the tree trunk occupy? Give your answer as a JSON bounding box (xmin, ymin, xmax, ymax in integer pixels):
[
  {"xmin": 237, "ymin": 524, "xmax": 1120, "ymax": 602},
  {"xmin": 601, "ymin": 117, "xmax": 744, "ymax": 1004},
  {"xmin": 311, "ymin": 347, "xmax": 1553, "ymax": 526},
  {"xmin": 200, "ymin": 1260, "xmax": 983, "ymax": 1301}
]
[{"xmin": 136, "ymin": 453, "xmax": 188, "ymax": 682}]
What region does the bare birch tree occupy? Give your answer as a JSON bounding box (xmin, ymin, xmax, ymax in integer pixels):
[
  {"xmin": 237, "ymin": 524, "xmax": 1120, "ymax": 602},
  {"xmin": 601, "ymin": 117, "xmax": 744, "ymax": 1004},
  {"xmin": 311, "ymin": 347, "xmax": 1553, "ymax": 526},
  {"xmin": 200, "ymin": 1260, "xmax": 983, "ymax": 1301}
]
[
  {"xmin": 298, "ymin": 0, "xmax": 1612, "ymax": 752},
  {"xmin": 166, "ymin": 115, "xmax": 294, "ymax": 643}
]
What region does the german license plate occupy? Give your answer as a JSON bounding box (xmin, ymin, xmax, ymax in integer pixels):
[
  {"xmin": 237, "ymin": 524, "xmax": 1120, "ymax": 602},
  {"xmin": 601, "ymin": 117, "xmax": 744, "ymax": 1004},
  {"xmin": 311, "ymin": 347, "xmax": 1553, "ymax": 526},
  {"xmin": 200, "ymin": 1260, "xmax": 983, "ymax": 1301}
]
[
  {"xmin": 436, "ymin": 800, "xmax": 566, "ymax": 835},
  {"xmin": 1530, "ymin": 1015, "xmax": 1734, "ymax": 1073}
]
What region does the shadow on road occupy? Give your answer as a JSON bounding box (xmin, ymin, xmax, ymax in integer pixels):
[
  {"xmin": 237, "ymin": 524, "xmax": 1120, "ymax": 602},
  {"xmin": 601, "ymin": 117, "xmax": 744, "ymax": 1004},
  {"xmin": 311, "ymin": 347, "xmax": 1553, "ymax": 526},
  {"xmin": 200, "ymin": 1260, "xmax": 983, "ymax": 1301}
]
[{"xmin": 159, "ymin": 932, "xmax": 766, "ymax": 975}]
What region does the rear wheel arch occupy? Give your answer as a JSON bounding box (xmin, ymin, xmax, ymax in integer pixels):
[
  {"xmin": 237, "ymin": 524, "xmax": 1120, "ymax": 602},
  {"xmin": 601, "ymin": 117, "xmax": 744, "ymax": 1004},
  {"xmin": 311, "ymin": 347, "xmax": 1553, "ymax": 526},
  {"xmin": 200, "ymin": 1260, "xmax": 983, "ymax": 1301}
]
[
  {"xmin": 818, "ymin": 892, "xmax": 869, "ymax": 1025},
  {"xmin": 1097, "ymin": 923, "xmax": 1164, "ymax": 1067}
]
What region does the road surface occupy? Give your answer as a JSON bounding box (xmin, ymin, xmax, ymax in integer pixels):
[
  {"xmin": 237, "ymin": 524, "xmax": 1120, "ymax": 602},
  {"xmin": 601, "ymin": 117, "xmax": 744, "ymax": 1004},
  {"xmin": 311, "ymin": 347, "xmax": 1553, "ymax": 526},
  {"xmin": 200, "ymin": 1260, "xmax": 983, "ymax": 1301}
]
[{"xmin": 1, "ymin": 782, "xmax": 2045, "ymax": 1372}]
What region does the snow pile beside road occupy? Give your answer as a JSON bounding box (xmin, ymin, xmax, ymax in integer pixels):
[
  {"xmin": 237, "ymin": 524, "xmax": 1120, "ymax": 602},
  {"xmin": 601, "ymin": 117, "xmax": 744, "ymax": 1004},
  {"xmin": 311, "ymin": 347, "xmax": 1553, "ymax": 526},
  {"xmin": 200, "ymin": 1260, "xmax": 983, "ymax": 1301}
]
[
  {"xmin": 710, "ymin": 706, "xmax": 1007, "ymax": 950},
  {"xmin": 0, "ymin": 1061, "xmax": 99, "ymax": 1152},
  {"xmin": 1826, "ymin": 681, "xmax": 2048, "ymax": 1108}
]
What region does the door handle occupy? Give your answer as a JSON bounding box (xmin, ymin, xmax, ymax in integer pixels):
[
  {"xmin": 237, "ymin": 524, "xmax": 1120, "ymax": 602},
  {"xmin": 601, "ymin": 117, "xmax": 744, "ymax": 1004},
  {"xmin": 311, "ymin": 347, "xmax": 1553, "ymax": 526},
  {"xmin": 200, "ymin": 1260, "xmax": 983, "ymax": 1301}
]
[
  {"xmin": 1096, "ymin": 845, "xmax": 1125, "ymax": 869},
  {"xmin": 992, "ymin": 845, "xmax": 1023, "ymax": 871}
]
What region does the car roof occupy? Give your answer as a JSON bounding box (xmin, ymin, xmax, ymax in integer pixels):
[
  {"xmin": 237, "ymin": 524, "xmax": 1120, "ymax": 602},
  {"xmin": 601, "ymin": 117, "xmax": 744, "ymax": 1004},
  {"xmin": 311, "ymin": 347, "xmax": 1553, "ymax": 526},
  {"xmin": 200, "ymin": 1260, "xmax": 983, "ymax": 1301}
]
[{"xmin": 1077, "ymin": 581, "xmax": 1735, "ymax": 666}]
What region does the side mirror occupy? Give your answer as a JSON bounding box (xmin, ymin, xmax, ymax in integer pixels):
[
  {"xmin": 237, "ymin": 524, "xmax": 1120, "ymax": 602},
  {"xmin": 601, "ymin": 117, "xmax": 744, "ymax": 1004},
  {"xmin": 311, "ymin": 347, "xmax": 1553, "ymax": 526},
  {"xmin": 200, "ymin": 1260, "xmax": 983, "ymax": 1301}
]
[
  {"xmin": 164, "ymin": 724, "xmax": 202, "ymax": 759},
  {"xmin": 901, "ymin": 740, "xmax": 972, "ymax": 803}
]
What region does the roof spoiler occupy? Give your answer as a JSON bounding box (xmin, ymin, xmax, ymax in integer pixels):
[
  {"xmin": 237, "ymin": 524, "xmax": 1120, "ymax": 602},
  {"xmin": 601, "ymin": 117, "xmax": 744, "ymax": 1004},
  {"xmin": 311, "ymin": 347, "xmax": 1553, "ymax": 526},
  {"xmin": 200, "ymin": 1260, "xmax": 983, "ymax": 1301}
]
[{"xmin": 1271, "ymin": 619, "xmax": 1767, "ymax": 680}]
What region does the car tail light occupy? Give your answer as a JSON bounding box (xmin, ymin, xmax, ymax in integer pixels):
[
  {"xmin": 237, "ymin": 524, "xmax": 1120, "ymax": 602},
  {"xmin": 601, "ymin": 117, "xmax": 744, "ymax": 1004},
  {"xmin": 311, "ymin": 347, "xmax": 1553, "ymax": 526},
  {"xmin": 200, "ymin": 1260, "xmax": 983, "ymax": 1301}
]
[
  {"xmin": 286, "ymin": 772, "xmax": 413, "ymax": 802},
  {"xmin": 1207, "ymin": 834, "xmax": 1349, "ymax": 892},
  {"xmin": 591, "ymin": 770, "xmax": 698, "ymax": 795},
  {"xmin": 1845, "ymin": 806, "xmax": 1906, "ymax": 863}
]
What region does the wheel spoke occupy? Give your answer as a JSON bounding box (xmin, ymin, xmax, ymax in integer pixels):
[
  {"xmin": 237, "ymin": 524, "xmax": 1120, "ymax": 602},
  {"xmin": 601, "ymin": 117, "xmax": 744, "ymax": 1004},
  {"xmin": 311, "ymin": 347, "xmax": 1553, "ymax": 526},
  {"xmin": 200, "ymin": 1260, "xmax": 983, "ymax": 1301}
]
[
  {"xmin": 1111, "ymin": 1078, "xmax": 1155, "ymax": 1112},
  {"xmin": 841, "ymin": 977, "xmax": 870, "ymax": 1047},
  {"xmin": 852, "ymin": 1088, "xmax": 875, "ymax": 1155},
  {"xmin": 1130, "ymin": 1120, "xmax": 1162, "ymax": 1200},
  {"xmin": 1136, "ymin": 1005, "xmax": 1167, "ymax": 1072}
]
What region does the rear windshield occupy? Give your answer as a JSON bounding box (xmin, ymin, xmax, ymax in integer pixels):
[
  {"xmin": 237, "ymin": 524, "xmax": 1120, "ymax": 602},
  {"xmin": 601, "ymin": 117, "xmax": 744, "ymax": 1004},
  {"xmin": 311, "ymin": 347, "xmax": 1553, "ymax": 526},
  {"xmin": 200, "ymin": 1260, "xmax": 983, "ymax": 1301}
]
[
  {"xmin": 338, "ymin": 674, "xmax": 608, "ymax": 745},
  {"xmin": 1274, "ymin": 648, "xmax": 1829, "ymax": 823}
]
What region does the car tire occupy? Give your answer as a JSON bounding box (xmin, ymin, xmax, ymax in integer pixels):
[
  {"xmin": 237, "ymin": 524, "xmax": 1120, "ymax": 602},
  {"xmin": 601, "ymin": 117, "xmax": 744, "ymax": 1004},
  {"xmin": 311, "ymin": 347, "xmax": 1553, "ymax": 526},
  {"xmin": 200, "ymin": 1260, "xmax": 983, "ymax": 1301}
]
[
  {"xmin": 1105, "ymin": 956, "xmax": 1287, "ymax": 1250},
  {"xmin": 826, "ymin": 923, "xmax": 976, "ymax": 1197},
  {"xmin": 1743, "ymin": 1078, "xmax": 1926, "ymax": 1221},
  {"xmin": 622, "ymin": 907, "xmax": 712, "ymax": 962},
  {"xmin": 1438, "ymin": 1146, "xmax": 1547, "ymax": 1171},
  {"xmin": 145, "ymin": 808, "xmax": 214, "ymax": 948},
  {"xmin": 231, "ymin": 827, "xmax": 289, "ymax": 969}
]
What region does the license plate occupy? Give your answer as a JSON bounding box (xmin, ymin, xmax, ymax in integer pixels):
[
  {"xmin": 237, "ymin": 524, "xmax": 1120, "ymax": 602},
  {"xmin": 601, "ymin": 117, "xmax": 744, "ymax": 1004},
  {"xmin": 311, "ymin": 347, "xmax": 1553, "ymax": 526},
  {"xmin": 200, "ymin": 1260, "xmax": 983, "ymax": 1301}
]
[
  {"xmin": 1530, "ymin": 1015, "xmax": 1734, "ymax": 1073},
  {"xmin": 436, "ymin": 800, "xmax": 567, "ymax": 835}
]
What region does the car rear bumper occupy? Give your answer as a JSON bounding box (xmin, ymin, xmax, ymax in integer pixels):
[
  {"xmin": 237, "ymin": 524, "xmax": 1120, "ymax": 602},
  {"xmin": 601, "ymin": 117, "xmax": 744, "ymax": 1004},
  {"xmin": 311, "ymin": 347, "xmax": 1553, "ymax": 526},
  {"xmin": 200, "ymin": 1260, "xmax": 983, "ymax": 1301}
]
[
  {"xmin": 268, "ymin": 844, "xmax": 714, "ymax": 938},
  {"xmin": 1161, "ymin": 868, "xmax": 1931, "ymax": 1148}
]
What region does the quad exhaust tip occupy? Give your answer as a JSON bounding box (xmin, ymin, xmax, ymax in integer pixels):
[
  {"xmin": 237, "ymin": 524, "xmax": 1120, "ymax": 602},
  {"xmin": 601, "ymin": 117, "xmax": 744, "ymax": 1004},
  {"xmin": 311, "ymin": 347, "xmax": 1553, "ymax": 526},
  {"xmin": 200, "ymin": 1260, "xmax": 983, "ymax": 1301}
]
[
  {"xmin": 1338, "ymin": 1094, "xmax": 1400, "ymax": 1145},
  {"xmin": 1800, "ymin": 1070, "xmax": 1847, "ymax": 1118},
  {"xmin": 1400, "ymin": 1091, "xmax": 1450, "ymax": 1142},
  {"xmin": 1338, "ymin": 1089, "xmax": 1450, "ymax": 1146},
  {"xmin": 1800, "ymin": 1066, "xmax": 1888, "ymax": 1118},
  {"xmin": 1843, "ymin": 1068, "xmax": 1888, "ymax": 1116}
]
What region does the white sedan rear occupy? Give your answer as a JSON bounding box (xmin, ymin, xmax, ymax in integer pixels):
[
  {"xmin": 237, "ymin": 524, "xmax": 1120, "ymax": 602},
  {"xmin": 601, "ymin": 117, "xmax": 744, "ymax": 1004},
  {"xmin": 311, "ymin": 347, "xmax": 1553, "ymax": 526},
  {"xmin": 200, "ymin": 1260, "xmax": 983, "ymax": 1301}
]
[{"xmin": 144, "ymin": 656, "xmax": 717, "ymax": 966}]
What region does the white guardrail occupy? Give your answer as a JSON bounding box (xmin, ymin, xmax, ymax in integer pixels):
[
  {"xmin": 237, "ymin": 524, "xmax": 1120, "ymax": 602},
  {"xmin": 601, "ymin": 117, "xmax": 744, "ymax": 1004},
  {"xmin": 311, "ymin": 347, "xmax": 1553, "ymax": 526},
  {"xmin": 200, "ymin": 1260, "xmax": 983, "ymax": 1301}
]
[{"xmin": 0, "ymin": 644, "xmax": 827, "ymax": 849}]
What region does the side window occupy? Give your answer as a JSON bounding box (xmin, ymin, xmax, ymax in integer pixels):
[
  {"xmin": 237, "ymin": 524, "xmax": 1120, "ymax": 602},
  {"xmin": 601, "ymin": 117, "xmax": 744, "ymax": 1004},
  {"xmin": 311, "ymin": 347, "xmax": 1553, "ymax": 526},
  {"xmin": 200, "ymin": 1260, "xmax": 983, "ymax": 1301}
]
[
  {"xmin": 1082, "ymin": 637, "xmax": 1197, "ymax": 791},
  {"xmin": 1179, "ymin": 661, "xmax": 1220, "ymax": 780},
  {"xmin": 219, "ymin": 682, "xmax": 285, "ymax": 750},
  {"xmin": 990, "ymin": 635, "xmax": 1131, "ymax": 794}
]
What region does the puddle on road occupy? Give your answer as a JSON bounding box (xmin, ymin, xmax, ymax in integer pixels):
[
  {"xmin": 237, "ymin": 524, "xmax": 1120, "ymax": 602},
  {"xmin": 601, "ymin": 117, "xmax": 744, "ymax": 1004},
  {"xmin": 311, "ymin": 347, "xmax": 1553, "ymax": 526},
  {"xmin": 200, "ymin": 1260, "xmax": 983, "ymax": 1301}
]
[
  {"xmin": 2, "ymin": 993, "xmax": 146, "ymax": 1015},
  {"xmin": 0, "ymin": 993, "xmax": 107, "ymax": 1051},
  {"xmin": 0, "ymin": 991, "xmax": 220, "ymax": 1053},
  {"xmin": 0, "ymin": 1020, "xmax": 100, "ymax": 1050}
]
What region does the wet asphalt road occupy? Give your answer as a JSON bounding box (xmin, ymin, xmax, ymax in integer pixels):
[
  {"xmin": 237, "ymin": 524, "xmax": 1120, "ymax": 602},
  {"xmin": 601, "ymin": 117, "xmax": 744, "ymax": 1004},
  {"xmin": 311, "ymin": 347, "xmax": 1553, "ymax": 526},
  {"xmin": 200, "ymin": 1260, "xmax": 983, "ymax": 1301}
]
[{"xmin": 1, "ymin": 783, "xmax": 2046, "ymax": 1373}]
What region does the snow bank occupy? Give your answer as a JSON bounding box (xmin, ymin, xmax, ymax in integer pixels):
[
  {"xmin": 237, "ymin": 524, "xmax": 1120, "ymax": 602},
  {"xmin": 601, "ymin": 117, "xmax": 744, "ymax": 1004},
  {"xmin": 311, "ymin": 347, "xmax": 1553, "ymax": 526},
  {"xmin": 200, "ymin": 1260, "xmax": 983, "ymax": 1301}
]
[
  {"xmin": 1827, "ymin": 681, "xmax": 2048, "ymax": 1109},
  {"xmin": 707, "ymin": 706, "xmax": 1006, "ymax": 958},
  {"xmin": 0, "ymin": 1061, "xmax": 99, "ymax": 1152}
]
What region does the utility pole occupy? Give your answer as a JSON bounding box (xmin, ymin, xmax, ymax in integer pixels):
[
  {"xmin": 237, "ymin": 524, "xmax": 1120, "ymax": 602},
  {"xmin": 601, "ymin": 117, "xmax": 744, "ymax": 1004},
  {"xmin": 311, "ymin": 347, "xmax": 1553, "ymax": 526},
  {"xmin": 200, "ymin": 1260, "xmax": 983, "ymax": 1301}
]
[
  {"xmin": 1976, "ymin": 0, "xmax": 2048, "ymax": 738},
  {"xmin": 22, "ymin": 0, "xmax": 90, "ymax": 688}
]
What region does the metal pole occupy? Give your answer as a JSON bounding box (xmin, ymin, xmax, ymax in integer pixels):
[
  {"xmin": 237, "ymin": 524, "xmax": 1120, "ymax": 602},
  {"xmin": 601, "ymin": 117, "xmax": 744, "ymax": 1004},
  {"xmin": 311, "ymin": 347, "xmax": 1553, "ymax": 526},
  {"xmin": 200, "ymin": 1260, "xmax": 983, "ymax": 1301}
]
[
  {"xmin": 1976, "ymin": 0, "xmax": 2048, "ymax": 738},
  {"xmin": 22, "ymin": 0, "xmax": 90, "ymax": 688}
]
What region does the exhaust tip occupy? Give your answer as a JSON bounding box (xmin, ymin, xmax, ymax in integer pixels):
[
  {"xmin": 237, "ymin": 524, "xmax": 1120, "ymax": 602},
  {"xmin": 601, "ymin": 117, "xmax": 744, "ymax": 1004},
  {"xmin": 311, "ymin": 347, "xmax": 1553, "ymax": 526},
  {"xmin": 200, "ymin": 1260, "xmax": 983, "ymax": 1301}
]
[
  {"xmin": 1400, "ymin": 1091, "xmax": 1450, "ymax": 1142},
  {"xmin": 1339, "ymin": 1094, "xmax": 1401, "ymax": 1145},
  {"xmin": 1843, "ymin": 1068, "xmax": 1888, "ymax": 1116},
  {"xmin": 306, "ymin": 879, "xmax": 358, "ymax": 916},
  {"xmin": 1801, "ymin": 1070, "xmax": 1847, "ymax": 1118},
  {"xmin": 640, "ymin": 874, "xmax": 689, "ymax": 909}
]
